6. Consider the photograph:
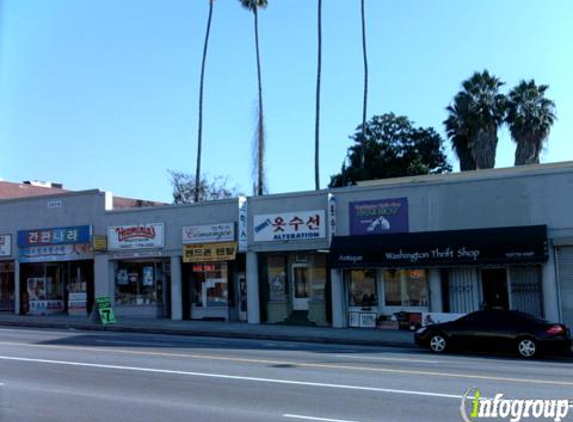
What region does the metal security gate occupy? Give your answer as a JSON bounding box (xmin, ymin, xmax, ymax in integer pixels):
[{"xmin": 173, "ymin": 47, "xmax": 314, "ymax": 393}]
[
  {"xmin": 556, "ymin": 247, "xmax": 573, "ymax": 327},
  {"xmin": 448, "ymin": 268, "xmax": 480, "ymax": 313},
  {"xmin": 509, "ymin": 266, "xmax": 543, "ymax": 318}
]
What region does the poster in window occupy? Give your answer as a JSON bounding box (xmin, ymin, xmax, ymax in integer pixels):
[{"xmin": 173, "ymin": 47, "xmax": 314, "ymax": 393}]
[
  {"xmin": 27, "ymin": 278, "xmax": 46, "ymax": 300},
  {"xmin": 116, "ymin": 269, "xmax": 129, "ymax": 285},
  {"xmin": 348, "ymin": 311, "xmax": 360, "ymax": 328},
  {"xmin": 143, "ymin": 267, "xmax": 154, "ymax": 286},
  {"xmin": 268, "ymin": 271, "xmax": 286, "ymax": 302},
  {"xmin": 360, "ymin": 312, "xmax": 377, "ymax": 328}
]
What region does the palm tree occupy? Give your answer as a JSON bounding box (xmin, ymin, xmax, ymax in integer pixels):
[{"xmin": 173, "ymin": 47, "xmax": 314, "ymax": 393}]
[
  {"xmin": 506, "ymin": 80, "xmax": 556, "ymax": 165},
  {"xmin": 444, "ymin": 70, "xmax": 506, "ymax": 170},
  {"xmin": 239, "ymin": 0, "xmax": 268, "ymax": 196},
  {"xmin": 444, "ymin": 95, "xmax": 476, "ymax": 171},
  {"xmin": 360, "ymin": 0, "xmax": 368, "ymax": 169},
  {"xmin": 314, "ymin": 0, "xmax": 322, "ymax": 190},
  {"xmin": 195, "ymin": 0, "xmax": 216, "ymax": 202}
]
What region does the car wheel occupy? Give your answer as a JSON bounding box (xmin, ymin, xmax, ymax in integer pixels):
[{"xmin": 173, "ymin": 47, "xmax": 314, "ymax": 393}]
[
  {"xmin": 517, "ymin": 338, "xmax": 538, "ymax": 359},
  {"xmin": 429, "ymin": 332, "xmax": 447, "ymax": 353}
]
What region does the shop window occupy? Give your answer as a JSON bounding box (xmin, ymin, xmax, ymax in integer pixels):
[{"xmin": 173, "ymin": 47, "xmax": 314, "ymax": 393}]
[
  {"xmin": 347, "ymin": 270, "xmax": 377, "ymax": 307},
  {"xmin": 267, "ymin": 256, "xmax": 287, "ymax": 303},
  {"xmin": 190, "ymin": 263, "xmax": 228, "ymax": 307},
  {"xmin": 383, "ymin": 269, "xmax": 428, "ymax": 307},
  {"xmin": 115, "ymin": 261, "xmax": 164, "ymax": 306}
]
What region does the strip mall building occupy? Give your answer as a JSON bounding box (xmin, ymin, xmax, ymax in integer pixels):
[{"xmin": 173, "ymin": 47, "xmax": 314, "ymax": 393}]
[{"xmin": 1, "ymin": 162, "xmax": 572, "ymax": 329}]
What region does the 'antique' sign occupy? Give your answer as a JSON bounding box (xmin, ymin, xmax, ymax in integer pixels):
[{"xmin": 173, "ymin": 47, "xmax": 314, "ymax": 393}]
[
  {"xmin": 108, "ymin": 223, "xmax": 164, "ymax": 250},
  {"xmin": 349, "ymin": 198, "xmax": 409, "ymax": 235},
  {"xmin": 182, "ymin": 242, "xmax": 237, "ymax": 263},
  {"xmin": 182, "ymin": 223, "xmax": 235, "ymax": 244},
  {"xmin": 253, "ymin": 210, "xmax": 326, "ymax": 242},
  {"xmin": 0, "ymin": 235, "xmax": 11, "ymax": 257}
]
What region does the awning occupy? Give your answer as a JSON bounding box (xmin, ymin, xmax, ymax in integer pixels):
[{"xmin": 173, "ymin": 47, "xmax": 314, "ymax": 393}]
[{"xmin": 329, "ymin": 225, "xmax": 548, "ymax": 269}]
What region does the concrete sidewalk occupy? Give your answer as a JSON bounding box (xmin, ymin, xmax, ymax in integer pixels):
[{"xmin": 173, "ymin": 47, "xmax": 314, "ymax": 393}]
[{"xmin": 0, "ymin": 313, "xmax": 415, "ymax": 348}]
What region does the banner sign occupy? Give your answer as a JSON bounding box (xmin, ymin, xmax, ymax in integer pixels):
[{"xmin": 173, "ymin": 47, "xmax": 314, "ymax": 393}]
[
  {"xmin": 328, "ymin": 194, "xmax": 336, "ymax": 245},
  {"xmin": 349, "ymin": 198, "xmax": 409, "ymax": 235},
  {"xmin": 238, "ymin": 196, "xmax": 248, "ymax": 252},
  {"xmin": 19, "ymin": 243, "xmax": 93, "ymax": 263},
  {"xmin": 18, "ymin": 225, "xmax": 92, "ymax": 248},
  {"xmin": 108, "ymin": 223, "xmax": 164, "ymax": 250},
  {"xmin": 182, "ymin": 223, "xmax": 235, "ymax": 244},
  {"xmin": 253, "ymin": 210, "xmax": 326, "ymax": 242},
  {"xmin": 183, "ymin": 242, "xmax": 237, "ymax": 263},
  {"xmin": 96, "ymin": 296, "xmax": 116, "ymax": 325},
  {"xmin": 330, "ymin": 225, "xmax": 548, "ymax": 268},
  {"xmin": 0, "ymin": 235, "xmax": 11, "ymax": 257}
]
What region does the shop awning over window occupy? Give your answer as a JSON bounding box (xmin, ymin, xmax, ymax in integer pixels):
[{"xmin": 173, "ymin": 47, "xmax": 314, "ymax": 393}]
[{"xmin": 329, "ymin": 225, "xmax": 548, "ymax": 269}]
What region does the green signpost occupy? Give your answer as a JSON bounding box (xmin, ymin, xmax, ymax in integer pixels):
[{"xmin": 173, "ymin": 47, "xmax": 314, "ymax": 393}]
[{"xmin": 95, "ymin": 296, "xmax": 116, "ymax": 325}]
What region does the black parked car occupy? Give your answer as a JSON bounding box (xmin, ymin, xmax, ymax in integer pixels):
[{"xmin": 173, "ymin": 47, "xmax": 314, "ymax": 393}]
[{"xmin": 414, "ymin": 309, "xmax": 571, "ymax": 358}]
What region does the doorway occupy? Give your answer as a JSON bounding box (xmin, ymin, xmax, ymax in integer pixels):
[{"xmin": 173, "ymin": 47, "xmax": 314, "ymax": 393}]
[
  {"xmin": 481, "ymin": 268, "xmax": 509, "ymax": 310},
  {"xmin": 291, "ymin": 265, "xmax": 309, "ymax": 311}
]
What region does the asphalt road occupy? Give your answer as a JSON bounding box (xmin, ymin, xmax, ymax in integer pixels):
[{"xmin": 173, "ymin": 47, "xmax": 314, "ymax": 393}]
[{"xmin": 0, "ymin": 327, "xmax": 572, "ymax": 422}]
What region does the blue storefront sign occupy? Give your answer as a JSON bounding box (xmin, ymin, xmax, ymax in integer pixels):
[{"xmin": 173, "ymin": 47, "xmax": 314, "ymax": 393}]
[
  {"xmin": 18, "ymin": 226, "xmax": 92, "ymax": 248},
  {"xmin": 349, "ymin": 198, "xmax": 409, "ymax": 235}
]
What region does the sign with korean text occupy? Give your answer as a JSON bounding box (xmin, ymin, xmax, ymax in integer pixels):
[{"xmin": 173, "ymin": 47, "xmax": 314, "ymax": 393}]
[
  {"xmin": 349, "ymin": 198, "xmax": 409, "ymax": 235},
  {"xmin": 238, "ymin": 196, "xmax": 248, "ymax": 252},
  {"xmin": 17, "ymin": 226, "xmax": 92, "ymax": 248},
  {"xmin": 108, "ymin": 223, "xmax": 164, "ymax": 250},
  {"xmin": 96, "ymin": 296, "xmax": 116, "ymax": 325},
  {"xmin": 253, "ymin": 210, "xmax": 326, "ymax": 242},
  {"xmin": 183, "ymin": 242, "xmax": 237, "ymax": 263},
  {"xmin": 0, "ymin": 235, "xmax": 11, "ymax": 257},
  {"xmin": 182, "ymin": 223, "xmax": 235, "ymax": 244},
  {"xmin": 19, "ymin": 243, "xmax": 93, "ymax": 263}
]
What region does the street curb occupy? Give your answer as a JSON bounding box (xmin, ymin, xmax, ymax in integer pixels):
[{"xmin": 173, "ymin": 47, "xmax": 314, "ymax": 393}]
[{"xmin": 0, "ymin": 320, "xmax": 415, "ymax": 349}]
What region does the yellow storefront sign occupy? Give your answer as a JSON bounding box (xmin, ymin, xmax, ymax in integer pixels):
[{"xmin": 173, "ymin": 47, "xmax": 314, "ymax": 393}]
[
  {"xmin": 93, "ymin": 235, "xmax": 108, "ymax": 252},
  {"xmin": 183, "ymin": 242, "xmax": 237, "ymax": 263}
]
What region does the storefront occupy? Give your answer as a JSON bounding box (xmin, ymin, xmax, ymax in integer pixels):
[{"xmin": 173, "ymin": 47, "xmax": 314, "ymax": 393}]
[
  {"xmin": 18, "ymin": 226, "xmax": 94, "ymax": 316},
  {"xmin": 254, "ymin": 209, "xmax": 330, "ymax": 325},
  {"xmin": 0, "ymin": 235, "xmax": 15, "ymax": 312},
  {"xmin": 181, "ymin": 223, "xmax": 241, "ymax": 321},
  {"xmin": 329, "ymin": 225, "xmax": 548, "ymax": 328},
  {"xmin": 108, "ymin": 223, "xmax": 170, "ymax": 318}
]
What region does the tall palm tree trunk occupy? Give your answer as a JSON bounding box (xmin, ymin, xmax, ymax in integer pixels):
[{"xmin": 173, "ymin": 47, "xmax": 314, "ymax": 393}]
[
  {"xmin": 314, "ymin": 0, "xmax": 322, "ymax": 190},
  {"xmin": 253, "ymin": 7, "xmax": 266, "ymax": 196},
  {"xmin": 195, "ymin": 0, "xmax": 214, "ymax": 202},
  {"xmin": 514, "ymin": 134, "xmax": 539, "ymax": 165},
  {"xmin": 360, "ymin": 0, "xmax": 368, "ymax": 168}
]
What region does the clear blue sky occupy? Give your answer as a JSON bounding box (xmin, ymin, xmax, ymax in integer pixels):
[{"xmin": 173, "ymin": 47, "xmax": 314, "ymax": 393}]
[{"xmin": 1, "ymin": 0, "xmax": 571, "ymax": 203}]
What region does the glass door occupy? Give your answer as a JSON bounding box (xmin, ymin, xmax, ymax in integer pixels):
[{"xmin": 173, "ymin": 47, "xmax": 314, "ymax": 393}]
[{"xmin": 291, "ymin": 265, "xmax": 309, "ymax": 311}]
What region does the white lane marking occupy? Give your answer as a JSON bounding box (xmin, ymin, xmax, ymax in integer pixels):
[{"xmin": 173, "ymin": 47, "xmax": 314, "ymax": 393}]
[
  {"xmin": 284, "ymin": 414, "xmax": 369, "ymax": 422},
  {"xmin": 0, "ymin": 355, "xmax": 462, "ymax": 400},
  {"xmin": 333, "ymin": 355, "xmax": 438, "ymax": 364},
  {"xmin": 94, "ymin": 339, "xmax": 178, "ymax": 347}
]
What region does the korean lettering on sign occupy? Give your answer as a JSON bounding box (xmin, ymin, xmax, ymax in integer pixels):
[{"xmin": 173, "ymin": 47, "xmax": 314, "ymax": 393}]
[
  {"xmin": 18, "ymin": 226, "xmax": 91, "ymax": 247},
  {"xmin": 253, "ymin": 211, "xmax": 326, "ymax": 242},
  {"xmin": 183, "ymin": 242, "xmax": 237, "ymax": 263}
]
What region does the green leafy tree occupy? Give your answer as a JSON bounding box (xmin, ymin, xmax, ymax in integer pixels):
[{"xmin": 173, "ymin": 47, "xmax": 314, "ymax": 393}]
[
  {"xmin": 169, "ymin": 170, "xmax": 240, "ymax": 204},
  {"xmin": 444, "ymin": 70, "xmax": 506, "ymax": 170},
  {"xmin": 195, "ymin": 0, "xmax": 216, "ymax": 202},
  {"xmin": 239, "ymin": 0, "xmax": 268, "ymax": 196},
  {"xmin": 329, "ymin": 113, "xmax": 451, "ymax": 187},
  {"xmin": 506, "ymin": 80, "xmax": 556, "ymax": 165}
]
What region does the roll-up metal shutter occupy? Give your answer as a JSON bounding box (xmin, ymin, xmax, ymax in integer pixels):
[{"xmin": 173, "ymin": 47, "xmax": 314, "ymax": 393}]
[
  {"xmin": 509, "ymin": 266, "xmax": 543, "ymax": 318},
  {"xmin": 557, "ymin": 247, "xmax": 573, "ymax": 327},
  {"xmin": 448, "ymin": 268, "xmax": 480, "ymax": 313}
]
